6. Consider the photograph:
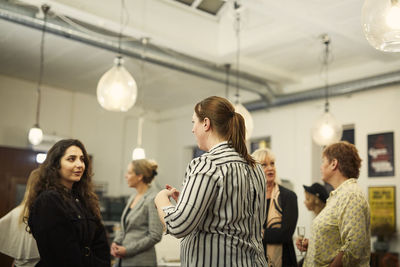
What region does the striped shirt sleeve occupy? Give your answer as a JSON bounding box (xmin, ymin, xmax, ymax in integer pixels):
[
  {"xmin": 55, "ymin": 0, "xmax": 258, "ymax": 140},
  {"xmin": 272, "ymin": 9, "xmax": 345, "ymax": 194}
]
[{"xmin": 164, "ymin": 156, "xmax": 220, "ymax": 238}]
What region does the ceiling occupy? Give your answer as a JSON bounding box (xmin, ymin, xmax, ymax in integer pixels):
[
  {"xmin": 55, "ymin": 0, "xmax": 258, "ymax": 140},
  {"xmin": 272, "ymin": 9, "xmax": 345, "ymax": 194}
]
[{"xmin": 0, "ymin": 0, "xmax": 399, "ymax": 114}]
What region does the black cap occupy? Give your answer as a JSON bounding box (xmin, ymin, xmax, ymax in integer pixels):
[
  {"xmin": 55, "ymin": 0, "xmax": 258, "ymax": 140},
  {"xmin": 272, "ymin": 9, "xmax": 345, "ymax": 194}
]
[{"xmin": 303, "ymin": 183, "xmax": 329, "ymax": 203}]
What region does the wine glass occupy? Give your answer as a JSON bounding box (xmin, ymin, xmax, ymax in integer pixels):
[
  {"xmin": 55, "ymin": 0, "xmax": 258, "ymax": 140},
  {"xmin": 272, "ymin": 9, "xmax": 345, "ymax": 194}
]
[{"xmin": 297, "ymin": 226, "xmax": 306, "ymax": 255}]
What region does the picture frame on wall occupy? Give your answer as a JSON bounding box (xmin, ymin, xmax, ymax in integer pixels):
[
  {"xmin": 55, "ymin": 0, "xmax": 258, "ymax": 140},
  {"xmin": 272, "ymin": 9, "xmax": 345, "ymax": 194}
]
[
  {"xmin": 368, "ymin": 186, "xmax": 396, "ymax": 237},
  {"xmin": 367, "ymin": 132, "xmax": 395, "ymax": 177},
  {"xmin": 250, "ymin": 137, "xmax": 271, "ymax": 154}
]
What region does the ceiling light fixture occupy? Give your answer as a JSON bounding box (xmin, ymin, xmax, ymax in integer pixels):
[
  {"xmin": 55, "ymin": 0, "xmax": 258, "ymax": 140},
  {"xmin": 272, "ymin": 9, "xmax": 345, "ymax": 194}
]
[
  {"xmin": 312, "ymin": 34, "xmax": 343, "ymax": 146},
  {"xmin": 96, "ymin": 0, "xmax": 137, "ymax": 112},
  {"xmin": 132, "ymin": 117, "xmax": 146, "ymax": 160},
  {"xmin": 233, "ymin": 1, "xmax": 253, "ymax": 140},
  {"xmin": 132, "ymin": 38, "xmax": 149, "ymax": 160},
  {"xmin": 362, "ymin": 0, "xmax": 400, "ymax": 52},
  {"xmin": 28, "ymin": 4, "xmax": 50, "ymax": 146}
]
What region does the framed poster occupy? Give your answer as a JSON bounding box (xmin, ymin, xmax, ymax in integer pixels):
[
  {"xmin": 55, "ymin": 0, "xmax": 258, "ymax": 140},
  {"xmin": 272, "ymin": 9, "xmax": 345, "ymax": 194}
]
[
  {"xmin": 250, "ymin": 137, "xmax": 271, "ymax": 154},
  {"xmin": 368, "ymin": 132, "xmax": 395, "ymax": 177},
  {"xmin": 368, "ymin": 186, "xmax": 396, "ymax": 236}
]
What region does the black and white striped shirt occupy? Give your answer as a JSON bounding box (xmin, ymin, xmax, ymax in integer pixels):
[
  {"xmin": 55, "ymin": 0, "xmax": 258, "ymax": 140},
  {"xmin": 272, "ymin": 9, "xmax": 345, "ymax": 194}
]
[{"xmin": 163, "ymin": 142, "xmax": 267, "ymax": 267}]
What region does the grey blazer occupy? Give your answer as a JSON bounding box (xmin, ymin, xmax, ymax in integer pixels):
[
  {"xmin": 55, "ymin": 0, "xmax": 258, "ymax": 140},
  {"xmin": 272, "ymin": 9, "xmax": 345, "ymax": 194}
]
[{"xmin": 114, "ymin": 187, "xmax": 163, "ymax": 267}]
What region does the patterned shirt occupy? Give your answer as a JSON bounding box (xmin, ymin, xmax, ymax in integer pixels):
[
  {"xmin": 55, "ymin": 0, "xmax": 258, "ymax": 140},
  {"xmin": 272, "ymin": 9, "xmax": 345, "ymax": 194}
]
[
  {"xmin": 304, "ymin": 179, "xmax": 371, "ymax": 267},
  {"xmin": 163, "ymin": 142, "xmax": 267, "ymax": 267}
]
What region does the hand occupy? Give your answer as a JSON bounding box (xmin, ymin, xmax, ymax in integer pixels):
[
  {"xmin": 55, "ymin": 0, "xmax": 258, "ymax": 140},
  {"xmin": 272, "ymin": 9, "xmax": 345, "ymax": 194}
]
[
  {"xmin": 295, "ymin": 237, "xmax": 308, "ymax": 252},
  {"xmin": 110, "ymin": 242, "xmax": 118, "ymax": 257},
  {"xmin": 165, "ymin": 184, "xmax": 180, "ymax": 202},
  {"xmin": 113, "ymin": 244, "xmax": 126, "ymax": 258}
]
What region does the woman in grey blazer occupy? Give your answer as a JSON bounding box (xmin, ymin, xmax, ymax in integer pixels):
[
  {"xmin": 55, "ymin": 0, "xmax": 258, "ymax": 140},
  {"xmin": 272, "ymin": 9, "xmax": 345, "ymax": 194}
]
[{"xmin": 111, "ymin": 159, "xmax": 163, "ymax": 267}]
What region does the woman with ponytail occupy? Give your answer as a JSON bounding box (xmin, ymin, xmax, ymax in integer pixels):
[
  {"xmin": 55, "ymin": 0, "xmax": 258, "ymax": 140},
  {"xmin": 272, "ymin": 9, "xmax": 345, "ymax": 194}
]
[{"xmin": 155, "ymin": 96, "xmax": 267, "ymax": 267}]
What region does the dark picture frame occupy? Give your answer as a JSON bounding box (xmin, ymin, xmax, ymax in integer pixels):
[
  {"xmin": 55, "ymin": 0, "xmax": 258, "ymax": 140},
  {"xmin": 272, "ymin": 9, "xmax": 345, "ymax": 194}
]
[{"xmin": 367, "ymin": 132, "xmax": 395, "ymax": 177}]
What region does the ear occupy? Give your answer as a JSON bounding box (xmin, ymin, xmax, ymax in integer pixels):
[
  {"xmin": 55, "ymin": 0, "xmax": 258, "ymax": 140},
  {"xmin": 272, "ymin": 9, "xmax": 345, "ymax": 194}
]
[
  {"xmin": 203, "ymin": 117, "xmax": 211, "ymax": 131},
  {"xmin": 330, "ymin": 159, "xmax": 338, "ymax": 170}
]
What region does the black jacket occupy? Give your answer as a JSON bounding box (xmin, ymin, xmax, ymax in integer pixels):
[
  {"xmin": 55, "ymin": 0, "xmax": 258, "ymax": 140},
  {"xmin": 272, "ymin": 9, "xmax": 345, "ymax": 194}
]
[
  {"xmin": 28, "ymin": 189, "xmax": 110, "ymax": 267},
  {"xmin": 263, "ymin": 185, "xmax": 298, "ymax": 267}
]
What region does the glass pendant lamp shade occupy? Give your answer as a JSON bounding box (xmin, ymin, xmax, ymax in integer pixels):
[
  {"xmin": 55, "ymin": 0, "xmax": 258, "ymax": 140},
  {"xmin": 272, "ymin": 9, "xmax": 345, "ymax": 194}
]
[
  {"xmin": 362, "ymin": 0, "xmax": 400, "ymax": 52},
  {"xmin": 312, "ymin": 112, "xmax": 343, "ymax": 146},
  {"xmin": 234, "ymin": 103, "xmax": 254, "ymax": 139},
  {"xmin": 28, "ymin": 126, "xmax": 43, "ymax": 145},
  {"xmin": 132, "ymin": 147, "xmax": 146, "ymax": 160},
  {"xmin": 97, "ymin": 56, "xmax": 137, "ymax": 112}
]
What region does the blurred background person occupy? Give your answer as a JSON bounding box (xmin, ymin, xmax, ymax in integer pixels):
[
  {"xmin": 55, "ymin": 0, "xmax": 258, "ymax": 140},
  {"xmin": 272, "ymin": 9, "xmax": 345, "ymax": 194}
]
[
  {"xmin": 26, "ymin": 139, "xmax": 110, "ymax": 267},
  {"xmin": 303, "ymin": 183, "xmax": 328, "ymax": 216},
  {"xmin": 297, "ymin": 182, "xmax": 328, "ymax": 266},
  {"xmin": 0, "ymin": 169, "xmax": 40, "ymax": 267},
  {"xmin": 297, "ymin": 141, "xmax": 370, "ymax": 267},
  {"xmin": 111, "ymin": 159, "xmax": 163, "ymax": 267},
  {"xmin": 252, "ymin": 148, "xmax": 298, "ymax": 267},
  {"xmin": 155, "ymin": 96, "xmax": 267, "ymax": 266}
]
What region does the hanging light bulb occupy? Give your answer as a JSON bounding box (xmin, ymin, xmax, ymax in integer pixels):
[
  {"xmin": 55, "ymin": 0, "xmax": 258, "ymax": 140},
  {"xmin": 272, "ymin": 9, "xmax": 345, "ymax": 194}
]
[
  {"xmin": 311, "ymin": 34, "xmax": 343, "ymax": 146},
  {"xmin": 234, "ymin": 102, "xmax": 254, "ymax": 139},
  {"xmin": 362, "ymin": 0, "xmax": 400, "ymax": 52},
  {"xmin": 132, "ymin": 117, "xmax": 146, "ymax": 160},
  {"xmin": 312, "ymin": 112, "xmax": 342, "ymax": 146},
  {"xmin": 97, "ymin": 56, "xmax": 137, "ymax": 111},
  {"xmin": 233, "ymin": 1, "xmax": 253, "ymax": 140},
  {"xmin": 29, "ymin": 125, "xmax": 43, "ymax": 146},
  {"xmin": 97, "ymin": 0, "xmax": 137, "ymax": 112},
  {"xmin": 28, "ymin": 4, "xmax": 49, "ymax": 146}
]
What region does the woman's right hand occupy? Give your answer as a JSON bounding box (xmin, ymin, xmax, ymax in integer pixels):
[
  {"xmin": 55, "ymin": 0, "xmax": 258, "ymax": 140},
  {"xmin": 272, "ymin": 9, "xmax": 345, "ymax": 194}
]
[
  {"xmin": 295, "ymin": 237, "xmax": 309, "ymax": 252},
  {"xmin": 165, "ymin": 184, "xmax": 180, "ymax": 202}
]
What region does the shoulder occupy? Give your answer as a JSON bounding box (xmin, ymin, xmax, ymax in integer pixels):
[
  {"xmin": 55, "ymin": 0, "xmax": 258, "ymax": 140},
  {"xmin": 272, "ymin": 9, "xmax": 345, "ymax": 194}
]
[{"xmin": 279, "ymin": 185, "xmax": 297, "ymax": 199}]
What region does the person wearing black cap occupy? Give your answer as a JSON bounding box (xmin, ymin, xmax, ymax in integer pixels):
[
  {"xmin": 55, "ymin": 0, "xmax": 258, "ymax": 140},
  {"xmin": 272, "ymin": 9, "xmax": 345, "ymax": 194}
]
[{"xmin": 303, "ymin": 183, "xmax": 328, "ymax": 216}]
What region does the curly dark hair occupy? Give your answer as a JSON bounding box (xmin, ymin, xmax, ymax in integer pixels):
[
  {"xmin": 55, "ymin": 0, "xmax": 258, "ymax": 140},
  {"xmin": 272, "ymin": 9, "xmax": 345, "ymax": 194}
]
[
  {"xmin": 25, "ymin": 139, "xmax": 101, "ymax": 223},
  {"xmin": 323, "ymin": 141, "xmax": 362, "ymax": 179}
]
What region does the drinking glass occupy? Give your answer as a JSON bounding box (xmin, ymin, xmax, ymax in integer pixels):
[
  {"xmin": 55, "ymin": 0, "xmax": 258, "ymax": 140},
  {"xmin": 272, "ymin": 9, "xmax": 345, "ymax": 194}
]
[{"xmin": 297, "ymin": 226, "xmax": 306, "ymax": 256}]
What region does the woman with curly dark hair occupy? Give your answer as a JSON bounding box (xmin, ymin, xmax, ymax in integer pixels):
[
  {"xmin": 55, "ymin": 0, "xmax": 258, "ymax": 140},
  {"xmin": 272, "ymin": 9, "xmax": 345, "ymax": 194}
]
[{"xmin": 26, "ymin": 139, "xmax": 110, "ymax": 267}]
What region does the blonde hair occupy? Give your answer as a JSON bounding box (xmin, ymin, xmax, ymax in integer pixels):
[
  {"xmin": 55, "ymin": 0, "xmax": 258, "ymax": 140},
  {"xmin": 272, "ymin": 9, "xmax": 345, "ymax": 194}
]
[
  {"xmin": 20, "ymin": 169, "xmax": 40, "ymax": 224},
  {"xmin": 132, "ymin": 159, "xmax": 158, "ymax": 184},
  {"xmin": 251, "ymin": 148, "xmax": 281, "ymax": 184}
]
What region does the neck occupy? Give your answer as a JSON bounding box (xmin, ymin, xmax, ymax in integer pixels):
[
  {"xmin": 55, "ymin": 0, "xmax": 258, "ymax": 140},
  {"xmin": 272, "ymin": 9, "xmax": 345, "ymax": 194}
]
[
  {"xmin": 329, "ymin": 173, "xmax": 348, "ymax": 189},
  {"xmin": 135, "ymin": 182, "xmax": 149, "ymax": 195},
  {"xmin": 267, "ymin": 181, "xmax": 275, "ymax": 190},
  {"xmin": 205, "ymin": 133, "xmax": 226, "ymax": 151}
]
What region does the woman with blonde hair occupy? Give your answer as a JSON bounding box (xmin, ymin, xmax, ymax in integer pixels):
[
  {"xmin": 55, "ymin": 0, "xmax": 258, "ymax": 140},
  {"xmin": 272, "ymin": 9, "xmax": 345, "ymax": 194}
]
[
  {"xmin": 252, "ymin": 147, "xmax": 298, "ymax": 267},
  {"xmin": 111, "ymin": 159, "xmax": 163, "ymax": 267},
  {"xmin": 0, "ymin": 169, "xmax": 40, "ymax": 267}
]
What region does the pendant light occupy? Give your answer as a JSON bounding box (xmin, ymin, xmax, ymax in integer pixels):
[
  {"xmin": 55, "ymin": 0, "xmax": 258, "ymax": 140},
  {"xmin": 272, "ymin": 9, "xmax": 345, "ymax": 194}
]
[
  {"xmin": 312, "ymin": 34, "xmax": 343, "ymax": 146},
  {"xmin": 28, "ymin": 4, "xmax": 50, "ymax": 146},
  {"xmin": 132, "ymin": 117, "xmax": 146, "ymax": 160},
  {"xmin": 132, "ymin": 38, "xmax": 149, "ymax": 160},
  {"xmin": 233, "ymin": 2, "xmax": 254, "ymax": 140},
  {"xmin": 96, "ymin": 0, "xmax": 137, "ymax": 112},
  {"xmin": 362, "ymin": 0, "xmax": 400, "ymax": 52}
]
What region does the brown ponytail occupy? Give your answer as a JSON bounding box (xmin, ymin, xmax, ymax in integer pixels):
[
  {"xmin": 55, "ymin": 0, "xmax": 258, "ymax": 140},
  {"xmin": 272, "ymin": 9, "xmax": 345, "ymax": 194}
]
[{"xmin": 194, "ymin": 96, "xmax": 255, "ymax": 167}]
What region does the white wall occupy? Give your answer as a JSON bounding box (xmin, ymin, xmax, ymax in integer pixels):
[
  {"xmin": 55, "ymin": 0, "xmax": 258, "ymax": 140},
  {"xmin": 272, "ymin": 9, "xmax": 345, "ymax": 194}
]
[
  {"xmin": 1, "ymin": 73, "xmax": 399, "ymax": 252},
  {"xmin": 0, "ymin": 74, "xmax": 158, "ymax": 197}
]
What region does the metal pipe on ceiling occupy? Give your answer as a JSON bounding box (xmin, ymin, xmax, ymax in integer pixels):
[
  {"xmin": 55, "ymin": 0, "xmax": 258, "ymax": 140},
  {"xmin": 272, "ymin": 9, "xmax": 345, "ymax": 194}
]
[
  {"xmin": 0, "ymin": 1, "xmax": 275, "ymax": 102},
  {"xmin": 245, "ymin": 70, "xmax": 400, "ymax": 111}
]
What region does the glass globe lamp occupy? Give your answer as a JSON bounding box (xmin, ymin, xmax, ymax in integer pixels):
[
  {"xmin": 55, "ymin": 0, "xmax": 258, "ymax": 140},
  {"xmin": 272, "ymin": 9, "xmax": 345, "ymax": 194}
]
[
  {"xmin": 312, "ymin": 112, "xmax": 343, "ymax": 146},
  {"xmin": 28, "ymin": 126, "xmax": 43, "ymax": 145},
  {"xmin": 234, "ymin": 103, "xmax": 254, "ymax": 139},
  {"xmin": 97, "ymin": 56, "xmax": 137, "ymax": 112},
  {"xmin": 132, "ymin": 147, "xmax": 146, "ymax": 160},
  {"xmin": 362, "ymin": 0, "xmax": 400, "ymax": 52}
]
